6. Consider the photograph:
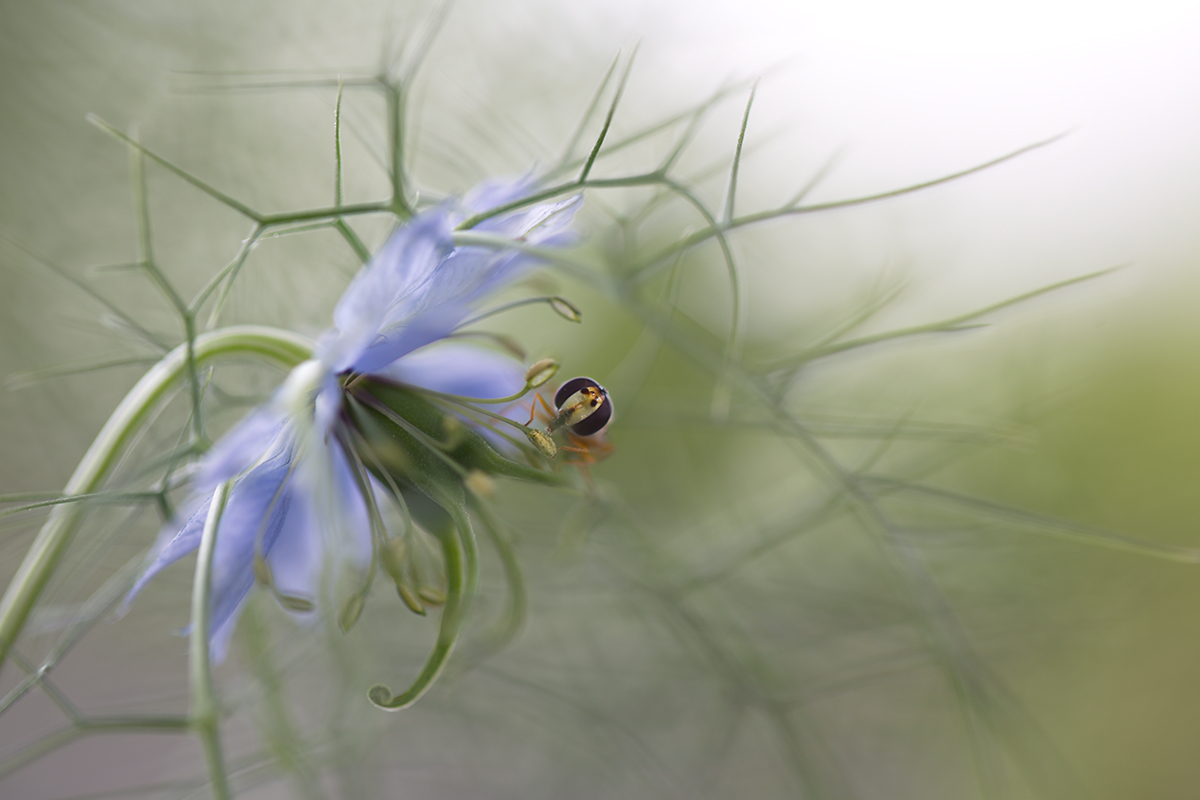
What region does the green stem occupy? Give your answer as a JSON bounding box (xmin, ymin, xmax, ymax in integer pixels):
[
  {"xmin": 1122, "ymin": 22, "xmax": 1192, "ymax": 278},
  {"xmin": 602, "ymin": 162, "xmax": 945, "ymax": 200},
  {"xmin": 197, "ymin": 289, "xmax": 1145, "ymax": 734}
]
[
  {"xmin": 191, "ymin": 482, "xmax": 233, "ymax": 800},
  {"xmin": 0, "ymin": 716, "xmax": 190, "ymax": 778},
  {"xmin": 0, "ymin": 326, "xmax": 314, "ymax": 673}
]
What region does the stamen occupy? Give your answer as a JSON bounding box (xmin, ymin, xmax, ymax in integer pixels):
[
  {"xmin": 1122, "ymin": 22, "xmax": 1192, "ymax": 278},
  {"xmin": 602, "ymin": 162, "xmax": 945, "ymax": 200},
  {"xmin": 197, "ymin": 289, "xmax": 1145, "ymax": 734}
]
[
  {"xmin": 338, "ymin": 594, "xmax": 365, "ymax": 632},
  {"xmin": 524, "ymin": 358, "xmax": 559, "ymax": 388}
]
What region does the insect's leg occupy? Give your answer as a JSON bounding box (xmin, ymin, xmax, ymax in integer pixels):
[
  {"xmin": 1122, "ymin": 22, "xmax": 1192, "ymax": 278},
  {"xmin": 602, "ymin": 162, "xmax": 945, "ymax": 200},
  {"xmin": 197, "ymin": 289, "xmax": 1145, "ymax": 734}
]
[
  {"xmin": 537, "ymin": 393, "xmax": 557, "ymax": 418},
  {"xmin": 564, "ymin": 433, "xmax": 614, "ymax": 464},
  {"xmin": 526, "ymin": 393, "xmax": 557, "ymax": 427},
  {"xmin": 587, "ymin": 438, "xmax": 615, "ymax": 461},
  {"xmin": 525, "ymin": 393, "xmax": 556, "ymax": 429},
  {"xmin": 568, "ymin": 450, "xmax": 599, "ymax": 491}
]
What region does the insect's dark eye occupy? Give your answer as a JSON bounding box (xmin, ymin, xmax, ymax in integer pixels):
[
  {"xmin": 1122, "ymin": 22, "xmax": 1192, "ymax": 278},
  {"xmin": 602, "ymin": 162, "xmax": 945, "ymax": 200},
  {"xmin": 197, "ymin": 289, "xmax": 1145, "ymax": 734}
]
[{"xmin": 554, "ymin": 376, "xmax": 612, "ymax": 436}]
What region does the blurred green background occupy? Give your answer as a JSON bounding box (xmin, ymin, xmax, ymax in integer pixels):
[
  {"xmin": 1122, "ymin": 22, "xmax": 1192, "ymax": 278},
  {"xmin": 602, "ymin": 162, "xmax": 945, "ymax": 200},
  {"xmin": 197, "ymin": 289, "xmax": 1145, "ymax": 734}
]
[{"xmin": 4, "ymin": 2, "xmax": 1200, "ymax": 799}]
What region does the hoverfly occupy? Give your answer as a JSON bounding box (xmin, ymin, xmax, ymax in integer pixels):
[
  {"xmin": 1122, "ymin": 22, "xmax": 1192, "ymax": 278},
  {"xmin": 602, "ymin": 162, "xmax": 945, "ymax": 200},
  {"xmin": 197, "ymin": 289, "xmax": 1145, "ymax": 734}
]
[{"xmin": 526, "ymin": 376, "xmax": 613, "ymax": 465}]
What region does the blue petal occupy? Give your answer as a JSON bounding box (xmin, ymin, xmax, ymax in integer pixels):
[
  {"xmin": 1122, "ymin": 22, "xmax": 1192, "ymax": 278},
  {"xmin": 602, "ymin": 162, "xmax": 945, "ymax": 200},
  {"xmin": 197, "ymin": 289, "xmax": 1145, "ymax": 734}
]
[
  {"xmin": 323, "ymin": 210, "xmax": 454, "ymax": 374},
  {"xmin": 348, "ymin": 304, "xmax": 468, "ymax": 375},
  {"xmin": 376, "ymin": 342, "xmax": 526, "ymax": 400},
  {"xmin": 262, "ymin": 490, "xmax": 319, "ymax": 603},
  {"xmin": 205, "ymin": 447, "xmax": 295, "ymax": 644},
  {"xmin": 122, "ymin": 443, "xmax": 296, "ymax": 657},
  {"xmin": 208, "ymin": 605, "xmax": 244, "ymax": 664},
  {"xmin": 270, "ymin": 433, "xmax": 372, "ymax": 598},
  {"xmin": 197, "ymin": 406, "xmax": 288, "ymax": 490},
  {"xmin": 461, "ymin": 174, "xmax": 537, "ymax": 215},
  {"xmin": 348, "ymin": 194, "xmax": 581, "ymax": 374},
  {"xmin": 324, "ymin": 185, "xmax": 580, "ymax": 377},
  {"xmin": 121, "ymin": 499, "xmax": 210, "ymax": 612},
  {"xmin": 474, "ymin": 193, "xmax": 582, "ymax": 242}
]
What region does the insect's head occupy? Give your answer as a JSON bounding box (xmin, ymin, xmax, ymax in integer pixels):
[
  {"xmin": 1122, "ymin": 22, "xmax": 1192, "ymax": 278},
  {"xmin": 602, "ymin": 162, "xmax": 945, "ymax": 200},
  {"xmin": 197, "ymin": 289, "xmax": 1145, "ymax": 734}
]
[{"xmin": 553, "ymin": 376, "xmax": 612, "ymax": 436}]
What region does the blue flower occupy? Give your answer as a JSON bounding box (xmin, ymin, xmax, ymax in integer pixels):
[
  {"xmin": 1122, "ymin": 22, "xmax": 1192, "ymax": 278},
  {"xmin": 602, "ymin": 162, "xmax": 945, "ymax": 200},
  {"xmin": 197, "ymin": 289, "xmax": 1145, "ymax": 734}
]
[{"xmin": 124, "ymin": 182, "xmax": 580, "ymax": 659}]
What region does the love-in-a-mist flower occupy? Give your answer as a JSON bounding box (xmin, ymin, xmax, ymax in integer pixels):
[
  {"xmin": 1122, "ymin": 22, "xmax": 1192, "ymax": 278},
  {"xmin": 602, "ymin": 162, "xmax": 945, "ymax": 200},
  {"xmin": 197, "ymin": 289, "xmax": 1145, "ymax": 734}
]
[{"xmin": 123, "ymin": 181, "xmax": 581, "ymax": 661}]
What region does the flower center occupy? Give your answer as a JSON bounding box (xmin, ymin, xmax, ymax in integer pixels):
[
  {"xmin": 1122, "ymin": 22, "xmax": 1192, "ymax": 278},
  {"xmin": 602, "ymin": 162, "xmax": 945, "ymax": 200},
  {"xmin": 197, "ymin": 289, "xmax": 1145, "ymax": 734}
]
[{"xmin": 278, "ymin": 359, "xmax": 326, "ymax": 419}]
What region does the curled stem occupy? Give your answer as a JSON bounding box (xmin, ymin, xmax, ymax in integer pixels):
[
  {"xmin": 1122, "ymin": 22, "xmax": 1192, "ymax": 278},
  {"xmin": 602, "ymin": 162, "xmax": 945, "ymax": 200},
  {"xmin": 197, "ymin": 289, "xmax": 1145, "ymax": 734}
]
[{"xmin": 367, "ymin": 499, "xmax": 475, "ymax": 711}]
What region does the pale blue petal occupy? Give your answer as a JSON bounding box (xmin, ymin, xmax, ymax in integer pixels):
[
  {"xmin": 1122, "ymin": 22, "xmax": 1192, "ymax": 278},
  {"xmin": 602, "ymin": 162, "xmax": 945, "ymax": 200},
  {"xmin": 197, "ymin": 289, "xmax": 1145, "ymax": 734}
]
[
  {"xmin": 375, "ymin": 343, "xmax": 526, "ymax": 400},
  {"xmin": 474, "ymin": 193, "xmax": 582, "ymax": 242},
  {"xmin": 262, "ymin": 490, "xmax": 320, "ymax": 603},
  {"xmin": 121, "ymin": 498, "xmax": 209, "ymax": 612},
  {"xmin": 270, "ymin": 436, "xmax": 371, "ymax": 597},
  {"xmin": 347, "ymin": 304, "xmax": 467, "ymax": 375},
  {"xmin": 334, "ymin": 188, "xmax": 580, "ymax": 376},
  {"xmin": 461, "ymin": 174, "xmax": 537, "ymax": 215},
  {"xmin": 347, "ymin": 195, "xmax": 580, "ymax": 374},
  {"xmin": 325, "ymin": 435, "xmax": 373, "ymax": 571},
  {"xmin": 208, "ymin": 605, "xmax": 243, "ymax": 664},
  {"xmin": 206, "ymin": 446, "xmax": 294, "ymax": 643},
  {"xmin": 323, "ymin": 210, "xmax": 454, "ymax": 373},
  {"xmin": 416, "ymin": 193, "xmax": 583, "ymax": 317},
  {"xmin": 196, "ymin": 407, "xmax": 288, "ymax": 490},
  {"xmin": 122, "ymin": 443, "xmax": 296, "ymax": 658}
]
